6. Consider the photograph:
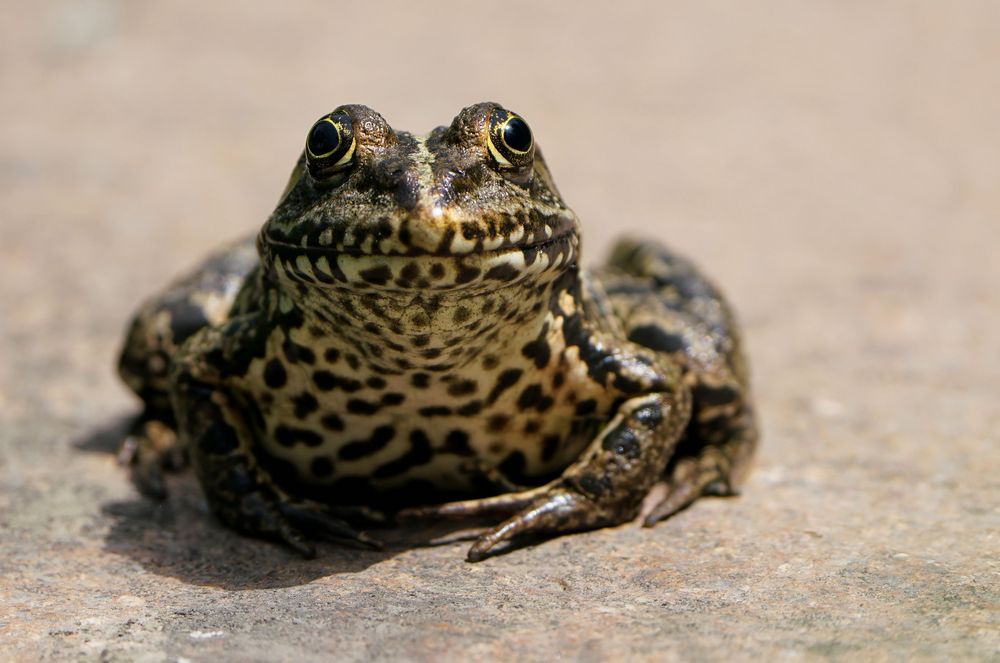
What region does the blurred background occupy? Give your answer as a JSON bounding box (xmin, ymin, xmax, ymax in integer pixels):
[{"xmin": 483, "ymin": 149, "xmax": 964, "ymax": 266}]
[{"xmin": 1, "ymin": 1, "xmax": 997, "ymax": 660}]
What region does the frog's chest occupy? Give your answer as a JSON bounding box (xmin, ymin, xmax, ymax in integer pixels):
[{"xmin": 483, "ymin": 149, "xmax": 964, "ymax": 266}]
[{"xmin": 234, "ymin": 316, "xmax": 614, "ymax": 498}]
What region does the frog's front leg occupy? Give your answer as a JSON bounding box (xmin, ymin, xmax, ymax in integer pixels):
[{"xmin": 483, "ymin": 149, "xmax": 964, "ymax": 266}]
[
  {"xmin": 406, "ymin": 349, "xmax": 693, "ymax": 562},
  {"xmin": 171, "ymin": 319, "xmax": 381, "ymax": 558}
]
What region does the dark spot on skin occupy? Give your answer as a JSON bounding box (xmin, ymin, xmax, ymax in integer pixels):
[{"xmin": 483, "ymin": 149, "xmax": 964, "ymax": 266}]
[
  {"xmin": 346, "ymin": 354, "xmax": 361, "ymax": 370},
  {"xmin": 520, "ymin": 337, "xmax": 551, "ymax": 369},
  {"xmin": 263, "ymin": 359, "xmax": 287, "ymax": 388},
  {"xmin": 484, "ymin": 263, "xmax": 519, "ymax": 281},
  {"xmin": 461, "ymin": 222, "xmax": 483, "ymax": 241},
  {"xmin": 523, "ymin": 419, "xmax": 541, "ymax": 434},
  {"xmin": 275, "ymin": 425, "xmax": 323, "ymax": 448},
  {"xmin": 310, "ymin": 456, "xmax": 334, "ymax": 478},
  {"xmin": 381, "ymin": 392, "xmax": 405, "ymax": 406},
  {"xmin": 487, "ymin": 368, "xmax": 523, "ymax": 404},
  {"xmin": 293, "ymin": 392, "xmax": 319, "ymax": 419},
  {"xmin": 455, "ymin": 266, "xmax": 481, "ymax": 284},
  {"xmin": 447, "ymin": 379, "xmax": 478, "ymax": 397},
  {"xmin": 576, "ymin": 473, "xmax": 612, "ymax": 498},
  {"xmin": 338, "ymin": 425, "xmax": 396, "ymax": 460},
  {"xmin": 498, "ymin": 450, "xmax": 529, "ymax": 484},
  {"xmin": 552, "ymin": 372, "xmax": 565, "ymax": 389},
  {"xmin": 419, "ymin": 406, "xmax": 452, "ymax": 417},
  {"xmin": 373, "ymin": 430, "xmax": 433, "ymax": 478},
  {"xmin": 411, "ymin": 334, "xmax": 430, "ymax": 347},
  {"xmin": 482, "ymin": 355, "xmax": 499, "ymax": 370},
  {"xmin": 517, "ymin": 383, "xmax": 554, "ymax": 412},
  {"xmin": 601, "ymin": 426, "xmax": 641, "ymax": 459},
  {"xmin": 308, "ymin": 325, "xmax": 325, "ymax": 338},
  {"xmin": 400, "ymin": 262, "xmax": 420, "ymax": 281},
  {"xmin": 443, "ymin": 430, "xmax": 473, "ymax": 456},
  {"xmin": 429, "ymin": 263, "xmax": 445, "ymax": 279},
  {"xmin": 487, "ymin": 414, "xmax": 509, "ymax": 432},
  {"xmin": 575, "ymin": 399, "xmax": 598, "ymax": 416},
  {"xmin": 457, "ymin": 400, "xmax": 483, "ymax": 416},
  {"xmin": 321, "ymin": 413, "xmax": 344, "ymax": 431},
  {"xmin": 633, "ymin": 402, "xmax": 663, "ymax": 427},
  {"xmin": 359, "ymin": 265, "xmax": 393, "ymax": 286},
  {"xmin": 541, "ymin": 434, "xmax": 561, "ymax": 462},
  {"xmin": 366, "ymin": 376, "xmax": 387, "ymax": 390},
  {"xmin": 422, "ymin": 348, "xmax": 442, "ymax": 359},
  {"xmin": 347, "ymin": 399, "xmax": 380, "ymax": 415},
  {"xmin": 411, "ymin": 372, "xmax": 431, "ymax": 388},
  {"xmin": 453, "ymin": 306, "xmax": 471, "ymax": 324},
  {"xmin": 312, "ymin": 370, "xmax": 363, "ymax": 392},
  {"xmin": 627, "ymin": 324, "xmax": 686, "ymax": 354},
  {"xmin": 398, "ymin": 224, "xmax": 412, "ymax": 247},
  {"xmin": 282, "ymin": 338, "xmax": 315, "ymax": 365},
  {"xmin": 364, "ymin": 322, "xmax": 383, "ymax": 336}
]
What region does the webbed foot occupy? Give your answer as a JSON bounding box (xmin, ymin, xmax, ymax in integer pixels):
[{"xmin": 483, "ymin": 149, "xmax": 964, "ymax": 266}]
[
  {"xmin": 401, "ymin": 482, "xmax": 621, "ymax": 562},
  {"xmin": 221, "ymin": 489, "xmax": 384, "ymax": 559}
]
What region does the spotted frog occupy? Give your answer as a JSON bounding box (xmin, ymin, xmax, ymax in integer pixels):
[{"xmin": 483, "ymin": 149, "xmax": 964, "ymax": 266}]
[{"xmin": 118, "ymin": 103, "xmax": 757, "ymax": 561}]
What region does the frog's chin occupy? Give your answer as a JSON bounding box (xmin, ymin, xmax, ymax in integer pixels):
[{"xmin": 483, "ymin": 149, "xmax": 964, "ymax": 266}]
[{"xmin": 261, "ymin": 232, "xmax": 578, "ymax": 294}]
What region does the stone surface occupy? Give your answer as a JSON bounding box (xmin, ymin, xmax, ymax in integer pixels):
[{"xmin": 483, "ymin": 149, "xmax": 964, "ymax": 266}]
[{"xmin": 1, "ymin": 1, "xmax": 998, "ymax": 661}]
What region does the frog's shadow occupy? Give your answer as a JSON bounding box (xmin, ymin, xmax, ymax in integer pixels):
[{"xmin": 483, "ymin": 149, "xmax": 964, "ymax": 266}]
[{"xmin": 78, "ymin": 416, "xmax": 486, "ymax": 590}]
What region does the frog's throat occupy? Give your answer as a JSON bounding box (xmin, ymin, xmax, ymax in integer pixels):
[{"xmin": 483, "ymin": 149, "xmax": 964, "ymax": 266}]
[{"xmin": 259, "ymin": 232, "xmax": 579, "ymax": 294}]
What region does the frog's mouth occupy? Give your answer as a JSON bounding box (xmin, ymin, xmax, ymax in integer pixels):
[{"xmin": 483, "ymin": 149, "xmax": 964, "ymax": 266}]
[{"xmin": 259, "ymin": 232, "xmax": 578, "ymax": 292}]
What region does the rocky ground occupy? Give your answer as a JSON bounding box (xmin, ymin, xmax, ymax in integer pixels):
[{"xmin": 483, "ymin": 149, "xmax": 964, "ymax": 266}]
[{"xmin": 1, "ymin": 1, "xmax": 997, "ymax": 661}]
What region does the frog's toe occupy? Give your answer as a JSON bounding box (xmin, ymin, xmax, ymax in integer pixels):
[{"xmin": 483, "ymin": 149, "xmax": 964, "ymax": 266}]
[
  {"xmin": 397, "ymin": 486, "xmax": 548, "ymax": 521},
  {"xmin": 465, "ymin": 487, "xmax": 613, "ymax": 562},
  {"xmin": 279, "ymin": 501, "xmax": 383, "ymax": 552},
  {"xmin": 642, "ymin": 456, "xmax": 736, "ymax": 527}
]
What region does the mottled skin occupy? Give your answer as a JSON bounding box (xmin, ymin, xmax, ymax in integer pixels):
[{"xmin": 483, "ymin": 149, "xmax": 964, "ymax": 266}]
[{"xmin": 118, "ymin": 102, "xmax": 757, "ymax": 561}]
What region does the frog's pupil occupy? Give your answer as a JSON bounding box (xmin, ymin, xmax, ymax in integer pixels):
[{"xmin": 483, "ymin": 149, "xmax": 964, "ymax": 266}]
[
  {"xmin": 308, "ymin": 121, "xmax": 340, "ymax": 157},
  {"xmin": 503, "ymin": 117, "xmax": 532, "ymax": 152}
]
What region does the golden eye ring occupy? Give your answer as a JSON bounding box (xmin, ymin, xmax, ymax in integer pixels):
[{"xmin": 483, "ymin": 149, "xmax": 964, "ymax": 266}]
[
  {"xmin": 487, "ymin": 108, "xmax": 534, "ymax": 169},
  {"xmin": 305, "ymin": 110, "xmax": 356, "ymax": 180}
]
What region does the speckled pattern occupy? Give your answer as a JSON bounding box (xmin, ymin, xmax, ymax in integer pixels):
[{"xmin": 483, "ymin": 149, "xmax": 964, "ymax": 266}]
[
  {"xmin": 117, "ymin": 102, "xmax": 755, "ymax": 561},
  {"xmin": 2, "ymin": 1, "xmax": 999, "ymax": 661}
]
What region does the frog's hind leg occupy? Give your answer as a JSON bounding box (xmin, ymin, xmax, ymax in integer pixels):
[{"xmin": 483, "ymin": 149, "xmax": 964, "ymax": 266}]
[
  {"xmin": 600, "ymin": 237, "xmax": 758, "ymax": 524},
  {"xmin": 117, "ymin": 237, "xmax": 259, "ymax": 498}
]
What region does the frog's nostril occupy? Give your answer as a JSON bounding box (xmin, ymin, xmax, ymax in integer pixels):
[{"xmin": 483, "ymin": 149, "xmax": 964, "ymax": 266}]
[{"xmin": 395, "ymin": 175, "xmax": 420, "ymax": 210}]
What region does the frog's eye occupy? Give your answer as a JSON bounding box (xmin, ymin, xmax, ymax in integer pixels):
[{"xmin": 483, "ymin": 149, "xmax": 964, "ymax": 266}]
[
  {"xmin": 487, "ymin": 108, "xmax": 534, "ymax": 169},
  {"xmin": 305, "ymin": 111, "xmax": 356, "ymax": 181}
]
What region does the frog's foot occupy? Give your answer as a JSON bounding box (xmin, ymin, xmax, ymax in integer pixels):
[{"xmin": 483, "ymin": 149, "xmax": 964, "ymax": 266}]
[
  {"xmin": 398, "ymin": 485, "xmax": 548, "ymax": 521},
  {"xmin": 406, "ymin": 482, "xmax": 628, "ymax": 562},
  {"xmin": 405, "ymin": 392, "xmax": 690, "ymax": 561},
  {"xmin": 117, "ymin": 416, "xmax": 185, "ymax": 499},
  {"xmin": 642, "ymin": 455, "xmax": 734, "ymax": 526},
  {"xmin": 218, "ymin": 490, "xmax": 384, "ymax": 559},
  {"xmin": 643, "ymin": 408, "xmax": 756, "ymax": 526}
]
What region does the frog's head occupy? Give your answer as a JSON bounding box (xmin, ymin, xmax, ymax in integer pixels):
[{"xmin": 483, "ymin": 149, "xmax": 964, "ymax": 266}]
[{"xmin": 259, "ymin": 102, "xmax": 579, "ymax": 293}]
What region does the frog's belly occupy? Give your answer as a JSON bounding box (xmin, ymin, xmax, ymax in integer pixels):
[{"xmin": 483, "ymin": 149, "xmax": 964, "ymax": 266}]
[{"xmin": 251, "ymin": 398, "xmax": 595, "ymax": 498}]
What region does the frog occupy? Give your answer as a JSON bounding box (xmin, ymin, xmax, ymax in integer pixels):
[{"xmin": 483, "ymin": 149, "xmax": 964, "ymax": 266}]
[{"xmin": 117, "ymin": 102, "xmax": 757, "ymax": 562}]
